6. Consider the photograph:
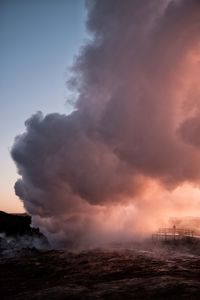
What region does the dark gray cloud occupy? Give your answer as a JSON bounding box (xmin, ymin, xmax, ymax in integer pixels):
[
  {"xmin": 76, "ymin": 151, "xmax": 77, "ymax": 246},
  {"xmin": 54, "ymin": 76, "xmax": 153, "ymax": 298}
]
[{"xmin": 11, "ymin": 0, "xmax": 200, "ymax": 248}]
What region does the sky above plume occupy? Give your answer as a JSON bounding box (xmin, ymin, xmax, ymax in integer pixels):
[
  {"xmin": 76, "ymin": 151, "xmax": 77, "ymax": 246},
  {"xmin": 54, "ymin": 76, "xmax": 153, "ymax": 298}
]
[
  {"xmin": 0, "ymin": 0, "xmax": 86, "ymax": 212},
  {"xmin": 3, "ymin": 0, "xmax": 200, "ymax": 248}
]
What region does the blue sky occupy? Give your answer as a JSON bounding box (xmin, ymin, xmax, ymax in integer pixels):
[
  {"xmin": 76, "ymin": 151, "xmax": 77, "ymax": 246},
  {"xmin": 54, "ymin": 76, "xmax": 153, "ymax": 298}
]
[{"xmin": 0, "ymin": 0, "xmax": 87, "ymax": 212}]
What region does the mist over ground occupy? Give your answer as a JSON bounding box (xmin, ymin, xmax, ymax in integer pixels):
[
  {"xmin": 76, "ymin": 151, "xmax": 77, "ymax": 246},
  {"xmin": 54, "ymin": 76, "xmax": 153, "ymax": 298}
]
[{"xmin": 1, "ymin": 213, "xmax": 200, "ymax": 299}]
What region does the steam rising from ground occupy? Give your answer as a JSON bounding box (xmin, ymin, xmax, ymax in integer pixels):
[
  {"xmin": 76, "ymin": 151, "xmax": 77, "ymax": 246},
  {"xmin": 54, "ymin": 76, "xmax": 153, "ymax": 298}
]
[{"xmin": 11, "ymin": 0, "xmax": 200, "ymax": 248}]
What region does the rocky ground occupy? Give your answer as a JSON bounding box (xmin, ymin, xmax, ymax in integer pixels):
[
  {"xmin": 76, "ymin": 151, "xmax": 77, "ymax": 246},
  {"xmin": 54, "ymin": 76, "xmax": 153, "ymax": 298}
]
[
  {"xmin": 1, "ymin": 212, "xmax": 200, "ymax": 299},
  {"xmin": 1, "ymin": 244, "xmax": 200, "ymax": 300}
]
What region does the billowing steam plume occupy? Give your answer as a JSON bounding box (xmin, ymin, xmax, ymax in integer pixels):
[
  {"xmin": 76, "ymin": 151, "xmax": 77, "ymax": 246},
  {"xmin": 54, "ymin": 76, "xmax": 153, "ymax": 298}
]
[{"xmin": 11, "ymin": 0, "xmax": 200, "ymax": 248}]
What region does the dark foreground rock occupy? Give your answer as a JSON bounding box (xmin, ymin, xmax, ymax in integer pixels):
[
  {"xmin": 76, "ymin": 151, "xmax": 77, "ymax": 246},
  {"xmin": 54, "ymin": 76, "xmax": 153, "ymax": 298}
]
[
  {"xmin": 0, "ymin": 211, "xmax": 36, "ymax": 236},
  {"xmin": 1, "ymin": 247, "xmax": 200, "ymax": 300},
  {"xmin": 0, "ymin": 211, "xmax": 49, "ymax": 254}
]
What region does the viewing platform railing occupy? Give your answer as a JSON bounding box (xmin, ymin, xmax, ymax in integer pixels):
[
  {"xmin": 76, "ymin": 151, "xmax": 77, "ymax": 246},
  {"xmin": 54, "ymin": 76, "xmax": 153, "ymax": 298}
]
[{"xmin": 152, "ymin": 227, "xmax": 198, "ymax": 241}]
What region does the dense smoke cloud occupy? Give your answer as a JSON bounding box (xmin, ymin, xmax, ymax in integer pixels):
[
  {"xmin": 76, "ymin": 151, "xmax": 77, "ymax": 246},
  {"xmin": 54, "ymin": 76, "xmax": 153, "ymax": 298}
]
[{"xmin": 12, "ymin": 0, "xmax": 200, "ymax": 248}]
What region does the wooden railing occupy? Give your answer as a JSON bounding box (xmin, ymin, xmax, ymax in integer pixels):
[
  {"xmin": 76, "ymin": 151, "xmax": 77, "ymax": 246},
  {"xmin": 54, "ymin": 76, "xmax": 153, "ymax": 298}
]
[{"xmin": 152, "ymin": 227, "xmax": 198, "ymax": 241}]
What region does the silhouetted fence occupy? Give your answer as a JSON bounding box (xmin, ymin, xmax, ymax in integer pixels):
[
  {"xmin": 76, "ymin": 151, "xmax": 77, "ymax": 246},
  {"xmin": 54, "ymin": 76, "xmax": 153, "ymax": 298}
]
[{"xmin": 152, "ymin": 227, "xmax": 199, "ymax": 241}]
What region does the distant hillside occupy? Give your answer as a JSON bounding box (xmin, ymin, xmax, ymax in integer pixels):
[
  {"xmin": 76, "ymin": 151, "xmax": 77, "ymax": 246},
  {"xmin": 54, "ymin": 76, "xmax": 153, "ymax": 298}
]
[{"xmin": 0, "ymin": 211, "xmax": 40, "ymax": 236}]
